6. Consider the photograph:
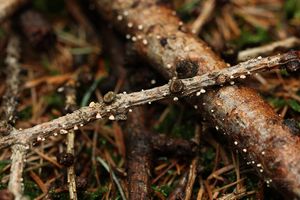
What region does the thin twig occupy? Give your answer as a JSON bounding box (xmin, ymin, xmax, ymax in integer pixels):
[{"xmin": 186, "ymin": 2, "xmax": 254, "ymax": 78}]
[
  {"xmin": 238, "ymin": 37, "xmax": 300, "ymax": 61},
  {"xmin": 184, "ymin": 125, "xmax": 201, "ymax": 200},
  {"xmin": 191, "ymin": 0, "xmax": 215, "ymax": 35},
  {"xmin": 4, "ymin": 34, "xmax": 25, "ymax": 200},
  {"xmin": 93, "ymin": 0, "xmax": 300, "ymax": 196},
  {"xmin": 64, "ymin": 82, "xmax": 78, "ymax": 200},
  {"xmin": 0, "ymin": 51, "xmax": 298, "ymax": 150},
  {"xmin": 125, "ymin": 107, "xmax": 152, "ymax": 200}
]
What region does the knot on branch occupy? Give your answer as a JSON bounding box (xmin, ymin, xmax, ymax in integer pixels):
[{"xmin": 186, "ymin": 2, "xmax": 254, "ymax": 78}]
[
  {"xmin": 169, "ymin": 78, "xmax": 184, "ymax": 94},
  {"xmin": 0, "ymin": 121, "xmax": 13, "ymax": 136},
  {"xmin": 103, "ymin": 91, "xmax": 116, "ymax": 104}
]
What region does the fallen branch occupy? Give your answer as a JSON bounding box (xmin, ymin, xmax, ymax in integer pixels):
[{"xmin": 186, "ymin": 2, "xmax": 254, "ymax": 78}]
[
  {"xmin": 0, "ymin": 52, "xmax": 297, "ymax": 150},
  {"xmin": 0, "ymin": 33, "xmax": 21, "ymax": 132},
  {"xmin": 4, "ymin": 34, "xmax": 26, "ymax": 200},
  {"xmin": 0, "ymin": 0, "xmax": 27, "ymax": 23},
  {"xmin": 93, "ymin": 0, "xmax": 300, "ymax": 198},
  {"xmin": 125, "ymin": 107, "xmax": 152, "ymax": 200}
]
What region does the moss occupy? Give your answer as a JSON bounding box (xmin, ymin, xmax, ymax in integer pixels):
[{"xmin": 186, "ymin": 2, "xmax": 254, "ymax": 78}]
[
  {"xmin": 267, "ymin": 97, "xmax": 286, "ymax": 109},
  {"xmin": 288, "ymin": 100, "xmax": 300, "ymax": 113},
  {"xmin": 284, "ymin": 0, "xmax": 300, "ymax": 20}
]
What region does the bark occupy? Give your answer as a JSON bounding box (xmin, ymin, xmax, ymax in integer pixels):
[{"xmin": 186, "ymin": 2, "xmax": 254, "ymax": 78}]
[
  {"xmin": 93, "ymin": 0, "xmax": 300, "ymax": 198},
  {"xmin": 0, "ymin": 0, "xmax": 27, "ymax": 23},
  {"xmin": 126, "ymin": 107, "xmax": 152, "ymax": 200}
]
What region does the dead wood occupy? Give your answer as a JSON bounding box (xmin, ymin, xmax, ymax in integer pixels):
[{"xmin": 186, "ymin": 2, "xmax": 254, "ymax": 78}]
[
  {"xmin": 125, "ymin": 107, "xmax": 152, "ymax": 200},
  {"xmin": 2, "ymin": 34, "xmax": 26, "ymax": 200},
  {"xmin": 64, "ymin": 81, "xmax": 78, "ymax": 200},
  {"xmin": 93, "ymin": 0, "xmax": 300, "ymax": 198}
]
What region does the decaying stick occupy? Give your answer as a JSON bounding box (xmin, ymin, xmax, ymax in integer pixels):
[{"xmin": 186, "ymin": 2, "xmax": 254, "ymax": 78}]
[
  {"xmin": 4, "ymin": 35, "xmax": 26, "ymax": 200},
  {"xmin": 0, "ymin": 52, "xmax": 297, "ymax": 150},
  {"xmin": 93, "ymin": 1, "xmax": 300, "ymax": 198},
  {"xmin": 0, "ymin": 34, "xmax": 21, "ymax": 133},
  {"xmin": 0, "ymin": 0, "xmax": 27, "ymax": 23},
  {"xmin": 125, "ymin": 107, "xmax": 152, "ymax": 200},
  {"xmin": 238, "ymin": 37, "xmax": 300, "ymax": 61},
  {"xmin": 64, "ymin": 82, "xmax": 78, "ymax": 200}
]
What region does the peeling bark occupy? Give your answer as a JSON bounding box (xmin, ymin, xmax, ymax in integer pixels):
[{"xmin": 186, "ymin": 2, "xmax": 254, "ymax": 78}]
[{"xmin": 93, "ymin": 0, "xmax": 300, "ymax": 198}]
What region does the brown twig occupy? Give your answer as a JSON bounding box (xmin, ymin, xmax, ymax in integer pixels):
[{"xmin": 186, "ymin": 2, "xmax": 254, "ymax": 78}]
[
  {"xmin": 191, "ymin": 0, "xmax": 215, "ymax": 35},
  {"xmin": 92, "ymin": 0, "xmax": 300, "ymax": 198},
  {"xmin": 64, "ymin": 81, "xmax": 78, "ymax": 200},
  {"xmin": 125, "ymin": 107, "xmax": 152, "ymax": 200},
  {"xmin": 0, "ymin": 52, "xmax": 297, "ymax": 150}
]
